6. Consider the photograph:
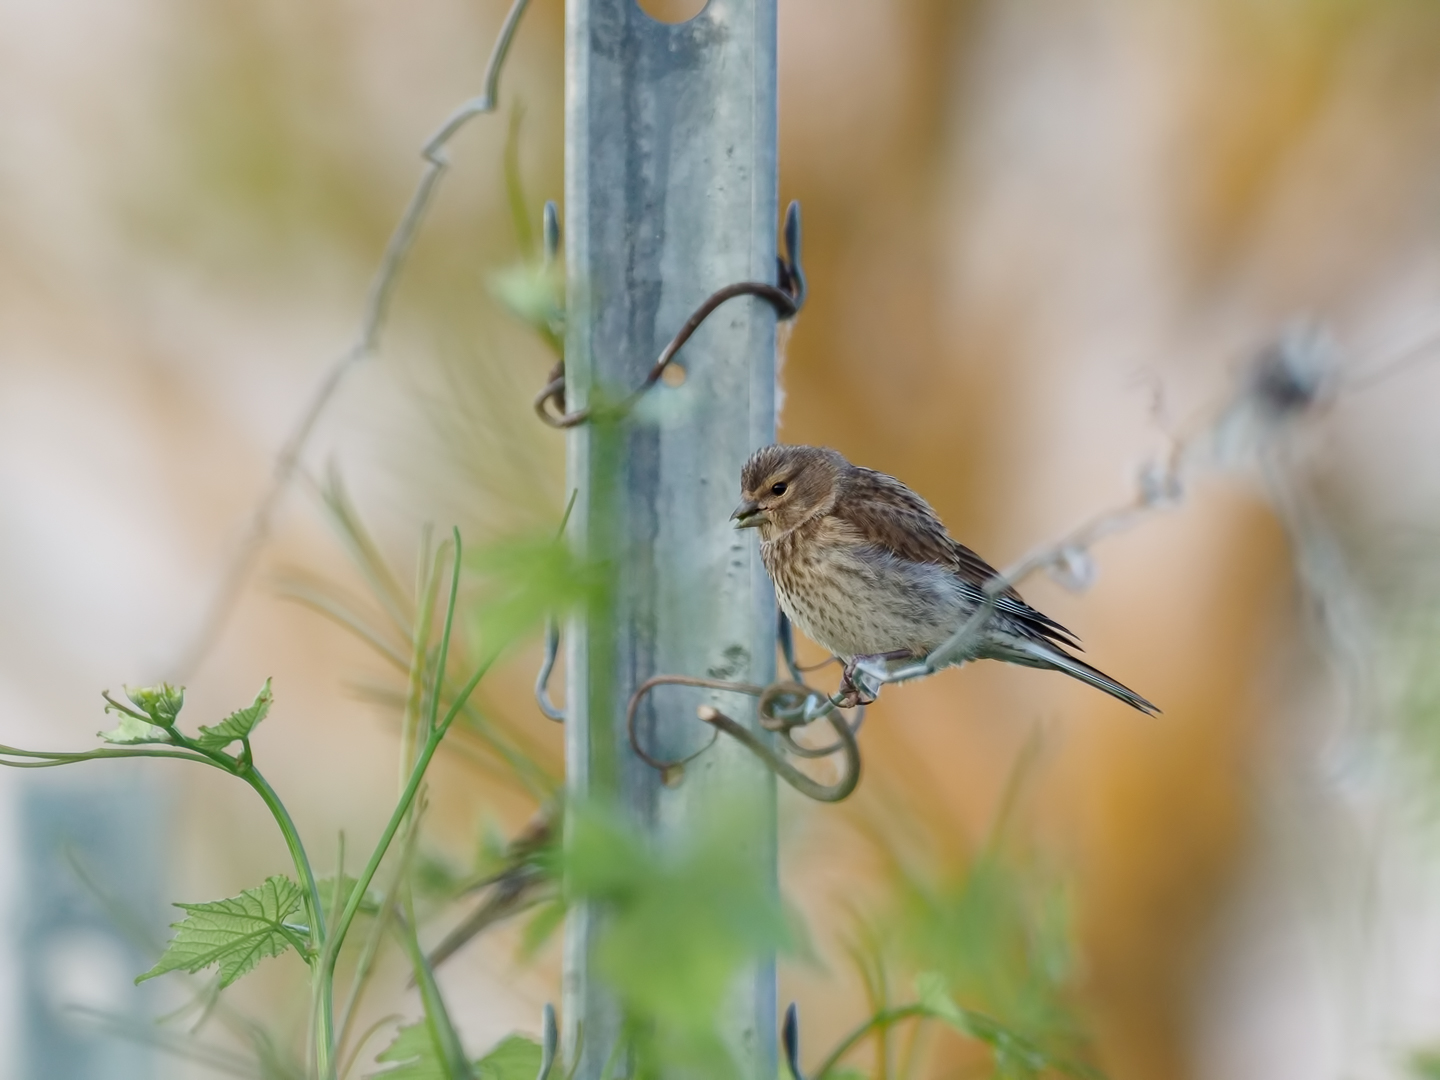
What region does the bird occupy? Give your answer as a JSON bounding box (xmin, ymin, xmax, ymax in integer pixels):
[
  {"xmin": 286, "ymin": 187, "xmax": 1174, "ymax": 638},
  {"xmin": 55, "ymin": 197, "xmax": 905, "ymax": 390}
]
[{"xmin": 732, "ymin": 444, "xmax": 1157, "ymax": 714}]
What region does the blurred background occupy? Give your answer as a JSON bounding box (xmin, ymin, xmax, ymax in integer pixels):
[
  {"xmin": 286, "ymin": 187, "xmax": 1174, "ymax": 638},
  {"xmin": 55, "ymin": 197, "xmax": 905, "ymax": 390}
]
[{"xmin": 5, "ymin": 0, "xmax": 1440, "ymax": 1076}]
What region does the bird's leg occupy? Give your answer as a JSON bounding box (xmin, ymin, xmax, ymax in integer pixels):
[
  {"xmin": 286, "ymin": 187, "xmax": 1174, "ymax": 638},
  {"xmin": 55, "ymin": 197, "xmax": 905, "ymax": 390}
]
[{"xmin": 837, "ymin": 650, "xmax": 916, "ymax": 708}]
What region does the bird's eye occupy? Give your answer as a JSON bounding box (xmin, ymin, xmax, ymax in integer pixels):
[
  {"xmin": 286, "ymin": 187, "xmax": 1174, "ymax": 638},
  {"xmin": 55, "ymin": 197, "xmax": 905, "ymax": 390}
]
[{"xmin": 770, "ymin": 482, "xmax": 788, "ymax": 496}]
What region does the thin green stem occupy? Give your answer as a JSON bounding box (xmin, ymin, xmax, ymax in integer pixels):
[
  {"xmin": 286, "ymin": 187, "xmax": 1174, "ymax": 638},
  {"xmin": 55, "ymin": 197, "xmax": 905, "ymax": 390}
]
[
  {"xmin": 241, "ymin": 768, "xmax": 325, "ymax": 944},
  {"xmin": 237, "ymin": 766, "xmax": 333, "ymax": 1080},
  {"xmin": 338, "ymin": 1012, "xmax": 405, "ymax": 1080},
  {"xmin": 330, "ymin": 833, "xmax": 347, "ymax": 932},
  {"xmin": 422, "ymin": 531, "xmax": 463, "ymax": 744},
  {"xmin": 401, "ymin": 535, "xmax": 445, "ymax": 787},
  {"xmin": 323, "ymin": 650, "xmax": 493, "ymax": 975},
  {"xmin": 335, "ymin": 798, "xmax": 423, "ymax": 1062},
  {"xmin": 896, "ymin": 1017, "xmax": 929, "ymax": 1080},
  {"xmin": 0, "ymin": 745, "xmax": 228, "ymax": 769},
  {"xmin": 396, "ymin": 899, "xmax": 474, "ymax": 1080},
  {"xmin": 813, "ymin": 1006, "xmax": 930, "ymax": 1080},
  {"xmin": 0, "ymin": 736, "xmax": 332, "ymax": 1073},
  {"xmin": 323, "ymin": 532, "xmax": 494, "ymax": 1034}
]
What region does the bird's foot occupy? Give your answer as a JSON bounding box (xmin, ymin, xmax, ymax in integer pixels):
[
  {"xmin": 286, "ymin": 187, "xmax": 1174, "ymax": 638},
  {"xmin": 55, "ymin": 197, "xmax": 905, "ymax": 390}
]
[
  {"xmin": 836, "ymin": 652, "xmax": 912, "ymax": 709},
  {"xmin": 834, "ymin": 680, "xmax": 873, "ymax": 711}
]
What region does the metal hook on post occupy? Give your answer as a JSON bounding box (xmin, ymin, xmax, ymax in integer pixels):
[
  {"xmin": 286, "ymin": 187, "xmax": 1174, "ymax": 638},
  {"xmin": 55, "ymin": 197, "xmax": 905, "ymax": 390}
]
[
  {"xmin": 532, "ymin": 486, "xmax": 578, "ymax": 723},
  {"xmin": 534, "ymin": 617, "xmax": 565, "ymax": 722},
  {"xmin": 537, "ymin": 1003, "xmax": 558, "ymax": 1080},
  {"xmin": 626, "ymin": 675, "xmax": 861, "ymax": 803},
  {"xmin": 534, "ymin": 200, "xmax": 807, "ymax": 429},
  {"xmin": 782, "ymin": 1003, "xmax": 805, "ymax": 1080}
]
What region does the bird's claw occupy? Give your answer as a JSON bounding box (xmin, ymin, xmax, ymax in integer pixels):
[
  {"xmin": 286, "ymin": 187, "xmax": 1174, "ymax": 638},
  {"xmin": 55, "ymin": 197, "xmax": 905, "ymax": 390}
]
[{"xmin": 837, "ymin": 662, "xmax": 880, "ymax": 710}]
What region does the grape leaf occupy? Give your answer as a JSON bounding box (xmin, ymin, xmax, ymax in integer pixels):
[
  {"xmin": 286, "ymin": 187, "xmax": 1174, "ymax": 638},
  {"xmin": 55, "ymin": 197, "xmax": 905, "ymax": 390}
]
[
  {"xmin": 476, "ymin": 1036, "xmax": 543, "ymax": 1080},
  {"xmin": 137, "ymin": 875, "xmax": 305, "ymax": 989},
  {"xmin": 98, "ymin": 712, "xmax": 172, "ymax": 745},
  {"xmin": 194, "ymin": 678, "xmax": 273, "ymax": 751},
  {"xmin": 370, "ymin": 1024, "xmax": 542, "ymax": 1080},
  {"xmin": 125, "ymin": 683, "xmax": 185, "ymax": 727},
  {"xmin": 371, "ymin": 1023, "xmax": 441, "ymax": 1080},
  {"xmin": 100, "ymin": 682, "xmax": 185, "ymax": 743}
]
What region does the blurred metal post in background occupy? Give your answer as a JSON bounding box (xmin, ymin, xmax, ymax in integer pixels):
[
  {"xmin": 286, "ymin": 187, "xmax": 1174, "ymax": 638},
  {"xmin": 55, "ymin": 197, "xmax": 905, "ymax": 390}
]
[
  {"xmin": 563, "ymin": 0, "xmax": 780, "ymax": 1075},
  {"xmin": 17, "ymin": 774, "xmax": 164, "ymax": 1078}
]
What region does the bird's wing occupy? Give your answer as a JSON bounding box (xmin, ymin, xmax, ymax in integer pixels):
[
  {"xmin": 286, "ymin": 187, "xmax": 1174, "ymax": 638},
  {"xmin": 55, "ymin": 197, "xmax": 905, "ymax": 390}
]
[{"xmin": 834, "ymin": 467, "xmax": 1081, "ymax": 649}]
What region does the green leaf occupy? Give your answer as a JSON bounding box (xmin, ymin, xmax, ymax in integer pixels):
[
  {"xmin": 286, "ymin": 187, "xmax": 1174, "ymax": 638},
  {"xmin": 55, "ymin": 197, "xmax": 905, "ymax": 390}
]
[
  {"xmin": 194, "ymin": 678, "xmax": 273, "ymax": 750},
  {"xmin": 564, "ymin": 802, "xmax": 793, "ymax": 1075},
  {"xmin": 476, "ymin": 1035, "xmax": 542, "ymax": 1080},
  {"xmin": 125, "ymin": 683, "xmax": 185, "ymax": 727},
  {"xmin": 100, "ymin": 683, "xmax": 184, "ymax": 741},
  {"xmin": 368, "ymin": 1025, "xmax": 440, "ymax": 1077},
  {"xmin": 98, "ymin": 712, "xmax": 172, "ymax": 745},
  {"xmin": 465, "ymin": 535, "xmax": 607, "ymax": 655},
  {"xmin": 370, "ymin": 1024, "xmax": 541, "ymax": 1080},
  {"xmin": 137, "ymin": 876, "xmax": 305, "ymax": 989},
  {"xmin": 1413, "ymin": 1050, "xmax": 1440, "ymax": 1079},
  {"xmin": 487, "ymin": 262, "xmax": 564, "ymax": 335},
  {"xmin": 371, "ymin": 1022, "xmax": 442, "ymax": 1080}
]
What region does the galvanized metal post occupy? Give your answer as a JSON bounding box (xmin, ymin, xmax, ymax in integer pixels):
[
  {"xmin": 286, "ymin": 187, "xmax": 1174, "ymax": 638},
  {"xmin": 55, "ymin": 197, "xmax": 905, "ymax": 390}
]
[{"xmin": 562, "ymin": 0, "xmax": 779, "ymax": 1075}]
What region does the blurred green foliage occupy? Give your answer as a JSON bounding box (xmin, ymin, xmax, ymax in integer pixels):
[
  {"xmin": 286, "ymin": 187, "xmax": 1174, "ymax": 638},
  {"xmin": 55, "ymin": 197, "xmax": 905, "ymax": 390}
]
[
  {"xmin": 464, "ymin": 530, "xmax": 606, "ymax": 663},
  {"xmin": 370, "ymin": 1022, "xmax": 542, "ymax": 1080},
  {"xmin": 894, "ymin": 852, "xmax": 1080, "ymax": 1051},
  {"xmin": 564, "ymin": 802, "xmax": 797, "ymax": 1077}
]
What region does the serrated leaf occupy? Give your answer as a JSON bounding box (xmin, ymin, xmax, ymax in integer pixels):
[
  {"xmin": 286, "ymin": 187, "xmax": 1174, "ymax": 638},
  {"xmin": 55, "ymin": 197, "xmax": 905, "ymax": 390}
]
[
  {"xmin": 137, "ymin": 875, "xmax": 305, "ymax": 989},
  {"xmin": 371, "ymin": 1022, "xmax": 442, "ymax": 1080},
  {"xmin": 98, "ymin": 712, "xmax": 172, "ymax": 745},
  {"xmin": 195, "ymin": 678, "xmax": 273, "ymax": 750},
  {"xmin": 125, "ymin": 683, "xmax": 185, "ymax": 727},
  {"xmin": 369, "ymin": 1023, "xmax": 542, "ymax": 1080},
  {"xmin": 476, "ymin": 1035, "xmax": 542, "ymax": 1080}
]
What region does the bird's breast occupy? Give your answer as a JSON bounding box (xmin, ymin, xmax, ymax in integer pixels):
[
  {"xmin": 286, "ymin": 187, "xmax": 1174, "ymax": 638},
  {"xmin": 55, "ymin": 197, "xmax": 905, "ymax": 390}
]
[{"xmin": 760, "ymin": 530, "xmax": 968, "ymax": 660}]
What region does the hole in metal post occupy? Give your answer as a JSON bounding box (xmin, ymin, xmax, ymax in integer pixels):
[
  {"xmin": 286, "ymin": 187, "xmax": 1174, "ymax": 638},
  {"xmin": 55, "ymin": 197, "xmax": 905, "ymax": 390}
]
[
  {"xmin": 635, "ymin": 0, "xmax": 708, "ymax": 24},
  {"xmin": 660, "ymin": 363, "xmax": 686, "ymax": 387}
]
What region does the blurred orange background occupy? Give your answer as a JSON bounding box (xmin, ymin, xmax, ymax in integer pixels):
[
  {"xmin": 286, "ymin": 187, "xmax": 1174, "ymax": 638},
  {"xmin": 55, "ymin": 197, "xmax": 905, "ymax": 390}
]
[{"xmin": 5, "ymin": 1, "xmax": 1440, "ymax": 1077}]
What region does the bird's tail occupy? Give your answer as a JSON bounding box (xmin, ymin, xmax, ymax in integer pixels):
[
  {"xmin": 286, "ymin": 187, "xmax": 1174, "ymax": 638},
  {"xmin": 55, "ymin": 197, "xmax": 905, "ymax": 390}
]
[{"xmin": 1007, "ymin": 638, "xmax": 1160, "ymax": 715}]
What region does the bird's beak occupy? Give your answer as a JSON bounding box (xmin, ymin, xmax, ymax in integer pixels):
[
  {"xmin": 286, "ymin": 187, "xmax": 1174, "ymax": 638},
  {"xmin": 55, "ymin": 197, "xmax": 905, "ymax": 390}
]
[{"xmin": 731, "ymin": 499, "xmax": 764, "ymax": 529}]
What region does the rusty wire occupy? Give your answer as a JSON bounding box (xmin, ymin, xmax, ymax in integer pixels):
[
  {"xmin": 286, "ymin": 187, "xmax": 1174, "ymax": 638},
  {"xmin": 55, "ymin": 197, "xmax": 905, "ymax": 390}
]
[
  {"xmin": 534, "ymin": 200, "xmax": 807, "ymax": 428},
  {"xmin": 625, "ymin": 667, "xmax": 863, "ymax": 803},
  {"xmin": 534, "ymin": 599, "xmax": 868, "ymax": 802}
]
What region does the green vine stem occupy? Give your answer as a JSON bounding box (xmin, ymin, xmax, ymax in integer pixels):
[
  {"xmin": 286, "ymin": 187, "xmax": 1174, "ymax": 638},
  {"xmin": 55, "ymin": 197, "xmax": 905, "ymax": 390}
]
[{"xmin": 812, "ymin": 1005, "xmax": 929, "ymax": 1080}]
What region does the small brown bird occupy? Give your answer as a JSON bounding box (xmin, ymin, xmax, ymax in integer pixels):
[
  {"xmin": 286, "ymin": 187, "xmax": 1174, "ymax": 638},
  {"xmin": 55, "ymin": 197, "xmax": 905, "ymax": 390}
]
[{"xmin": 733, "ymin": 444, "xmax": 1157, "ymax": 714}]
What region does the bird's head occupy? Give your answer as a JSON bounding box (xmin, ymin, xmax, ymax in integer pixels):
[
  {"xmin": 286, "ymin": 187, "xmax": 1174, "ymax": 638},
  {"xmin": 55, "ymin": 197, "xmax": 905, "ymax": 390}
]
[{"xmin": 733, "ymin": 444, "xmax": 847, "ymax": 538}]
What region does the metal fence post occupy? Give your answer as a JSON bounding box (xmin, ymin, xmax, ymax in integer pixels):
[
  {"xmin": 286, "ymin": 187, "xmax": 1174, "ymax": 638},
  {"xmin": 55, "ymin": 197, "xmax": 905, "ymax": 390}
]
[{"xmin": 562, "ymin": 0, "xmax": 780, "ymax": 1075}]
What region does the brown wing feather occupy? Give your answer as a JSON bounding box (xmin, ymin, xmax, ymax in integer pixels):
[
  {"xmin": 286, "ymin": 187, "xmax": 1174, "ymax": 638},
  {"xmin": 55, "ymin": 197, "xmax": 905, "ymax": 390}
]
[{"xmin": 833, "ymin": 467, "xmax": 1081, "ymax": 649}]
